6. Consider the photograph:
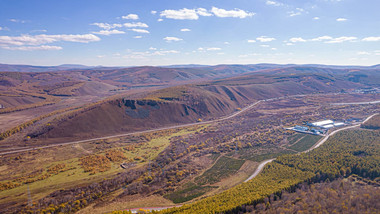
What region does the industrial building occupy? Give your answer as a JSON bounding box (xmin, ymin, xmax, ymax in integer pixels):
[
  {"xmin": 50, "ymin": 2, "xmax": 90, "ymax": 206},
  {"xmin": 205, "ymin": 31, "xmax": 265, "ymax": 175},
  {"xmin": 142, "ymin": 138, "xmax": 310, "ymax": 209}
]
[
  {"xmin": 310, "ymin": 119, "xmax": 345, "ymax": 129},
  {"xmin": 293, "ymin": 125, "xmax": 309, "ymax": 132}
]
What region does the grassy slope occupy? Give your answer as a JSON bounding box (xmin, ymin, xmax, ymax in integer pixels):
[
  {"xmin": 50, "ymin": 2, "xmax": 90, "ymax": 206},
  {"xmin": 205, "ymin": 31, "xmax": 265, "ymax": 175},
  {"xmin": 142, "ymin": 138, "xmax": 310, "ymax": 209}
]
[
  {"xmin": 0, "ymin": 126, "xmax": 206, "ymax": 207},
  {"xmin": 288, "ymin": 134, "xmax": 322, "ymax": 152},
  {"xmin": 165, "ymin": 156, "xmax": 245, "ymax": 204}
]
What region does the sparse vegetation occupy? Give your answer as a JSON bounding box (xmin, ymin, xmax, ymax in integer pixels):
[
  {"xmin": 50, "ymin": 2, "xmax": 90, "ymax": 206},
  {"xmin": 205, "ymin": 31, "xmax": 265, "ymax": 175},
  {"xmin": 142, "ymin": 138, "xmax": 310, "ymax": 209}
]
[
  {"xmin": 1, "ymin": 65, "xmax": 379, "ymax": 214},
  {"xmin": 159, "ymin": 128, "xmax": 380, "ymax": 213},
  {"xmin": 288, "ymin": 134, "xmax": 322, "ymax": 152},
  {"xmin": 195, "ymin": 156, "xmax": 245, "ymax": 185},
  {"xmin": 164, "ymin": 182, "xmax": 217, "ymax": 203}
]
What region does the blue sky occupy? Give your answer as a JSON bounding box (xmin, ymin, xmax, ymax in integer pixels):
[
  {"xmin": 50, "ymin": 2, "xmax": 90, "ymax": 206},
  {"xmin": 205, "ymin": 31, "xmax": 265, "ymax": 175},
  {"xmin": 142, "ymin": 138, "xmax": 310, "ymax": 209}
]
[{"xmin": 0, "ymin": 0, "xmax": 379, "ymax": 66}]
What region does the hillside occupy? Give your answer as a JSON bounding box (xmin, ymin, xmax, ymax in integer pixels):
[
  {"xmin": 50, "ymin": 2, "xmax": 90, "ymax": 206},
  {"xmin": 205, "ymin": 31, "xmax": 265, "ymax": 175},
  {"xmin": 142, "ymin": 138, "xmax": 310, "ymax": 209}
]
[
  {"xmin": 22, "ymin": 68, "xmax": 373, "ymax": 145},
  {"xmin": 158, "ymin": 124, "xmax": 380, "ymax": 213},
  {"xmin": 1, "ymin": 80, "xmax": 378, "ymax": 214}
]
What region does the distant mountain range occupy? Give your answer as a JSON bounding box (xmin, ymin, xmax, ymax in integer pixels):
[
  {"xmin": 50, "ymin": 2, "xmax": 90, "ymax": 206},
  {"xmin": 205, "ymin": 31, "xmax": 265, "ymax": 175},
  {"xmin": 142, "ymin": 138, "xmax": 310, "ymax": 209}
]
[{"xmin": 1, "ymin": 63, "xmax": 379, "ymax": 73}]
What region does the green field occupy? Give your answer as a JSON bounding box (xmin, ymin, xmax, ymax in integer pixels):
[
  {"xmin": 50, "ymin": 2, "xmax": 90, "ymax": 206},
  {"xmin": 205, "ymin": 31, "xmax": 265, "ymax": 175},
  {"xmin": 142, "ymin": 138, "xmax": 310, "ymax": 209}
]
[
  {"xmin": 164, "ymin": 182, "xmax": 217, "ymax": 204},
  {"xmin": 165, "ymin": 155, "xmax": 244, "ymax": 204},
  {"xmin": 248, "ymin": 149, "xmax": 296, "ymax": 162},
  {"xmin": 288, "ymin": 134, "xmax": 322, "ymax": 152},
  {"xmin": 287, "ymin": 133, "xmax": 306, "ymax": 145},
  {"xmin": 194, "ymin": 156, "xmax": 245, "ymax": 185}
]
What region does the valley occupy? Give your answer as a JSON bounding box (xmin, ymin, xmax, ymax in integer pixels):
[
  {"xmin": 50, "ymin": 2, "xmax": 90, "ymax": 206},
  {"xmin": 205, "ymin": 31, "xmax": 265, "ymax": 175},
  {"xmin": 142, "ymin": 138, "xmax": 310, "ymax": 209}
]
[{"xmin": 0, "ymin": 64, "xmax": 379, "ymax": 214}]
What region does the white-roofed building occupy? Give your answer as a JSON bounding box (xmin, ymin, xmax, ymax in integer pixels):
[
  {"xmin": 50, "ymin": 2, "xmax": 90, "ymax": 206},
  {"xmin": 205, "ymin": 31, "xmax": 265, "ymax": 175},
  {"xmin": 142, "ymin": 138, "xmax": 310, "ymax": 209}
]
[
  {"xmin": 311, "ymin": 120, "xmax": 334, "ymax": 127},
  {"xmin": 322, "ymin": 124, "xmax": 334, "ymax": 129},
  {"xmin": 310, "ymin": 119, "xmax": 346, "ymax": 129},
  {"xmin": 334, "ymin": 122, "xmax": 345, "ymax": 127}
]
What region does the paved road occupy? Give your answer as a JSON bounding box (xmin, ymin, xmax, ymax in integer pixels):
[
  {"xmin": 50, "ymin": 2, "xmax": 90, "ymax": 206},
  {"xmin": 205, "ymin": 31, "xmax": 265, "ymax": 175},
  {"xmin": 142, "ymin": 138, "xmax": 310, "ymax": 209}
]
[
  {"xmin": 244, "ymin": 159, "xmax": 275, "ymax": 182},
  {"xmin": 127, "ymin": 112, "xmax": 378, "ymax": 212},
  {"xmin": 332, "ymin": 100, "xmax": 380, "ymax": 105},
  {"xmin": 2, "ymin": 92, "xmax": 357, "ymax": 156},
  {"xmin": 0, "ymin": 101, "xmax": 263, "ymax": 156},
  {"xmin": 128, "ymin": 206, "xmax": 181, "ymax": 213},
  {"xmin": 245, "ymin": 113, "xmax": 379, "ymax": 183},
  {"xmin": 311, "ymin": 112, "xmax": 378, "ymax": 152},
  {"xmin": 127, "ymin": 115, "xmax": 378, "ymax": 212}
]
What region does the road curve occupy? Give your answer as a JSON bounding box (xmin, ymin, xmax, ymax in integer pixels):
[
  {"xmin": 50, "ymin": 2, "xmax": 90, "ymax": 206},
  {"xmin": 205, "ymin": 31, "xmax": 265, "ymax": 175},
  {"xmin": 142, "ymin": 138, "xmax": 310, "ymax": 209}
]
[
  {"xmin": 244, "ymin": 159, "xmax": 275, "ymax": 182},
  {"xmin": 126, "ymin": 113, "xmax": 378, "ymax": 212},
  {"xmin": 244, "ymin": 113, "xmax": 379, "ymax": 183},
  {"xmin": 0, "ymin": 101, "xmax": 263, "ymax": 156}
]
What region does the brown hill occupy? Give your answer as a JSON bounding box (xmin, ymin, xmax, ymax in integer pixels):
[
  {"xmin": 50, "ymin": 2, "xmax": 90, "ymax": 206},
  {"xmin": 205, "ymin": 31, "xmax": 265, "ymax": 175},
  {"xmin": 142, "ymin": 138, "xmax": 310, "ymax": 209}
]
[{"xmin": 29, "ymin": 70, "xmax": 368, "ymax": 144}]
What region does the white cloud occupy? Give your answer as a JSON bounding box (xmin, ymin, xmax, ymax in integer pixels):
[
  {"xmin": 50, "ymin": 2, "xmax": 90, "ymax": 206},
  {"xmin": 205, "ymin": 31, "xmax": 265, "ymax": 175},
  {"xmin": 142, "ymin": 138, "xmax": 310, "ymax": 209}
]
[
  {"xmin": 152, "ymin": 50, "xmax": 180, "ymax": 55},
  {"xmin": 325, "ymin": 36, "xmax": 356, "ymax": 43},
  {"xmin": 163, "ymin": 36, "xmax": 182, "ymax": 42},
  {"xmin": 206, "ymin": 47, "xmax": 221, "ymax": 51},
  {"xmin": 160, "ymin": 8, "xmax": 199, "ymax": 20},
  {"xmin": 266, "ymin": 1, "xmax": 283, "ymax": 6},
  {"xmin": 260, "ymin": 45, "xmax": 270, "ymax": 48},
  {"xmin": 97, "ymin": 55, "xmax": 105, "ymax": 58},
  {"xmin": 31, "ymin": 29, "xmax": 47, "ymax": 33},
  {"xmin": 288, "ymin": 8, "xmax": 304, "ymax": 17},
  {"xmin": 224, "ymin": 42, "xmax": 230, "ymax": 45},
  {"xmin": 0, "ymin": 34, "xmax": 100, "ymax": 46},
  {"xmin": 91, "ymin": 23, "xmax": 122, "ymax": 30},
  {"xmin": 123, "ymin": 22, "xmax": 149, "ymax": 28},
  {"xmin": 151, "ymin": 11, "xmax": 157, "ymax": 15},
  {"xmin": 2, "ymin": 45, "xmax": 62, "ymax": 51},
  {"xmin": 92, "ymin": 29, "xmax": 125, "ymax": 35},
  {"xmin": 149, "ymin": 47, "xmax": 157, "ymax": 50},
  {"xmin": 180, "ymin": 28, "xmax": 191, "ymax": 32},
  {"xmin": 238, "ymin": 53, "xmax": 261, "ymax": 58},
  {"xmin": 287, "ymin": 36, "xmax": 357, "ymax": 44},
  {"xmin": 122, "ymin": 14, "xmax": 139, "ymax": 20},
  {"xmin": 0, "ymin": 27, "xmax": 2, "ymax": 30},
  {"xmin": 289, "ymin": 37, "xmax": 307, "ymax": 42},
  {"xmin": 124, "ymin": 50, "xmax": 179, "ymax": 58},
  {"xmin": 336, "ymin": 18, "xmax": 347, "ymax": 22},
  {"xmin": 211, "ymin": 7, "xmax": 255, "ymax": 18},
  {"xmin": 362, "ymin": 37, "xmax": 380, "ymax": 42},
  {"xmin": 285, "ymin": 42, "xmax": 294, "ymax": 46},
  {"xmin": 130, "ymin": 29, "xmax": 150, "ymax": 34},
  {"xmin": 357, "ymin": 51, "xmax": 370, "ymax": 55},
  {"xmin": 310, "ymin": 36, "xmax": 332, "ymax": 41},
  {"xmin": 159, "ymin": 7, "xmax": 254, "ymax": 20},
  {"xmin": 313, "ymin": 17, "xmax": 320, "ymax": 20},
  {"xmin": 256, "ymin": 36, "xmax": 276, "ymax": 42},
  {"xmin": 157, "ymin": 19, "xmax": 164, "ymax": 22},
  {"xmin": 134, "ymin": 36, "xmax": 142, "ymax": 39},
  {"xmin": 9, "ymin": 18, "xmax": 27, "ymax": 23},
  {"xmin": 196, "ymin": 8, "xmax": 213, "ymax": 16},
  {"xmin": 271, "ymin": 48, "xmax": 277, "ymax": 50},
  {"xmin": 247, "ymin": 40, "xmax": 256, "ymax": 43}
]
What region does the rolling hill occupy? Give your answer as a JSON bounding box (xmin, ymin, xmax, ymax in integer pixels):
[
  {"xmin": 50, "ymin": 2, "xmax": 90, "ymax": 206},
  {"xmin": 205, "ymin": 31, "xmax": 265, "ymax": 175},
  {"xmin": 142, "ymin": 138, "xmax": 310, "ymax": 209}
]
[{"xmin": 24, "ymin": 67, "xmax": 376, "ymax": 144}]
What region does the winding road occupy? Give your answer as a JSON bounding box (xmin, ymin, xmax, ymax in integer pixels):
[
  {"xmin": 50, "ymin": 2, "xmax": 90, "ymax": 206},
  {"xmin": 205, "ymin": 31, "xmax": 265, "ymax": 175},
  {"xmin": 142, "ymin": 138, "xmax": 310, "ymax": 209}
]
[
  {"xmin": 0, "ymin": 101, "xmax": 262, "ymax": 156},
  {"xmin": 2, "ymin": 91, "xmax": 377, "ymax": 212},
  {"xmin": 127, "ymin": 113, "xmax": 378, "ymax": 213},
  {"xmin": 245, "ymin": 112, "xmax": 379, "ymax": 182},
  {"xmin": 244, "ymin": 159, "xmax": 275, "ymax": 182}
]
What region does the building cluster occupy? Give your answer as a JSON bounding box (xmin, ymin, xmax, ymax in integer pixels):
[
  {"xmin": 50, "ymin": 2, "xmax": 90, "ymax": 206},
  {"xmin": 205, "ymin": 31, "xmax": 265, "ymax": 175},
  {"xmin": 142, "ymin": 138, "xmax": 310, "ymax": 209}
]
[
  {"xmin": 308, "ymin": 120, "xmax": 345, "ymax": 129},
  {"xmin": 289, "ymin": 119, "xmax": 347, "ymax": 136},
  {"xmin": 354, "ymin": 87, "xmax": 380, "ymax": 94}
]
